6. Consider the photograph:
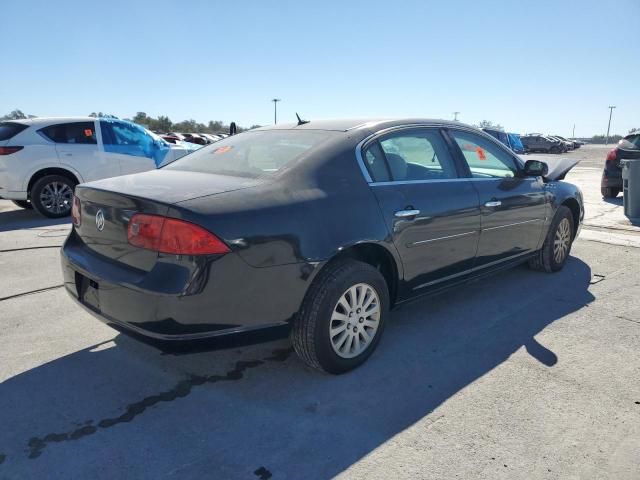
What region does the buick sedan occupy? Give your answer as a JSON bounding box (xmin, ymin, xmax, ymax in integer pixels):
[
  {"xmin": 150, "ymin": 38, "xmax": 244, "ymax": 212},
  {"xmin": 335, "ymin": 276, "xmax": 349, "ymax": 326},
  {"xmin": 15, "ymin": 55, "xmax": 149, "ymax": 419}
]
[{"xmin": 61, "ymin": 119, "xmax": 583, "ymax": 373}]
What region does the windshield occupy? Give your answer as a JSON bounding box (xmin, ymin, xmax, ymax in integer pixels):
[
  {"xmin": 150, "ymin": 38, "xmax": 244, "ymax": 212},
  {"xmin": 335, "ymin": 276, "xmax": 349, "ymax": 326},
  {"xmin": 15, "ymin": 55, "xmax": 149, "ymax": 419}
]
[{"xmin": 164, "ymin": 129, "xmax": 339, "ymax": 178}]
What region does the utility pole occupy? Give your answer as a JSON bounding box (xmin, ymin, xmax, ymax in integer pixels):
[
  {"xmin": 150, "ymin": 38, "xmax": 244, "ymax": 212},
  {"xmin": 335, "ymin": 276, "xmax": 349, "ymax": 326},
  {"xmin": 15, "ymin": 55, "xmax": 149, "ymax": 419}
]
[
  {"xmin": 453, "ymin": 111, "xmax": 460, "ymax": 121},
  {"xmin": 572, "ymin": 124, "xmax": 575, "ymax": 139},
  {"xmin": 272, "ymin": 98, "xmax": 281, "ymax": 125},
  {"xmin": 605, "ymin": 106, "xmax": 616, "ymax": 145}
]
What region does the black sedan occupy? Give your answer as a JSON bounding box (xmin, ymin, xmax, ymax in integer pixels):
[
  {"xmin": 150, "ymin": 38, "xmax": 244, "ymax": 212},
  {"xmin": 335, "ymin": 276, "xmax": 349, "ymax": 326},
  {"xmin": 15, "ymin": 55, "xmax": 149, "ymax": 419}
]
[
  {"xmin": 61, "ymin": 119, "xmax": 584, "ymax": 374},
  {"xmin": 601, "ymin": 132, "xmax": 640, "ymax": 198}
]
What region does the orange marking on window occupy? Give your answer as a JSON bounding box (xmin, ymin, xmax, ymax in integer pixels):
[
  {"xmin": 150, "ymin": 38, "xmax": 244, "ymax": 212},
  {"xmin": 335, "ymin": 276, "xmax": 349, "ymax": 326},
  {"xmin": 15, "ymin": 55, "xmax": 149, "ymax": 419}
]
[
  {"xmin": 214, "ymin": 146, "xmax": 232, "ymax": 154},
  {"xmin": 84, "ymin": 129, "xmax": 93, "ymax": 137},
  {"xmin": 476, "ymin": 146, "xmax": 486, "ymax": 160}
]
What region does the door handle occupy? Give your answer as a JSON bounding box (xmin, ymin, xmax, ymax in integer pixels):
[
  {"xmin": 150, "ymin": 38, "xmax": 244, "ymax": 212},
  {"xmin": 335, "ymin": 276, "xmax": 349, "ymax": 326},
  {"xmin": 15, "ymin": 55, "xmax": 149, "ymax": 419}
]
[
  {"xmin": 395, "ymin": 209, "xmax": 420, "ymax": 218},
  {"xmin": 484, "ymin": 201, "xmax": 502, "ymax": 207}
]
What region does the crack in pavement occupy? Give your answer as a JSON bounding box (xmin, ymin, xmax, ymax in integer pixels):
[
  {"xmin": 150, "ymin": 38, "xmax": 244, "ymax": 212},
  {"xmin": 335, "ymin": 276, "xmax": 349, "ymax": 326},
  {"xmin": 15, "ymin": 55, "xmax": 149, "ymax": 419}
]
[
  {"xmin": 616, "ymin": 315, "xmax": 640, "ymax": 325},
  {"xmin": 0, "ymin": 285, "xmax": 64, "ymax": 302},
  {"xmin": 0, "ymin": 245, "xmax": 62, "ymax": 253},
  {"xmin": 25, "ymin": 347, "xmax": 294, "ymax": 459}
]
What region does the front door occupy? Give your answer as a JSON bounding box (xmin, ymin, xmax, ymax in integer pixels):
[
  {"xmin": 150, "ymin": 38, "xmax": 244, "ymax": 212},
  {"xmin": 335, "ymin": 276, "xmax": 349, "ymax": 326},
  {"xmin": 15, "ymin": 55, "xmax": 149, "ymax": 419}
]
[
  {"xmin": 362, "ymin": 128, "xmax": 481, "ymax": 296},
  {"xmin": 446, "ymin": 129, "xmax": 548, "ymax": 266}
]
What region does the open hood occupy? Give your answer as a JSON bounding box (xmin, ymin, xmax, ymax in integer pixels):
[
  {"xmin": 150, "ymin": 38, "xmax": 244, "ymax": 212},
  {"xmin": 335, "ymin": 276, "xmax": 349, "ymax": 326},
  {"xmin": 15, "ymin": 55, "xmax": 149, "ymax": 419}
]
[{"xmin": 524, "ymin": 156, "xmax": 581, "ymax": 181}]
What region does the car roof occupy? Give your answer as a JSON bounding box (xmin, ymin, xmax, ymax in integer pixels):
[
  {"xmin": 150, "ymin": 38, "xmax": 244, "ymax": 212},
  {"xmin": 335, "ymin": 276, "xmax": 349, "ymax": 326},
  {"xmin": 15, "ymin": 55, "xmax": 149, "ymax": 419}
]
[
  {"xmin": 254, "ymin": 118, "xmax": 474, "ymax": 133},
  {"xmin": 5, "ymin": 116, "xmax": 99, "ymax": 126}
]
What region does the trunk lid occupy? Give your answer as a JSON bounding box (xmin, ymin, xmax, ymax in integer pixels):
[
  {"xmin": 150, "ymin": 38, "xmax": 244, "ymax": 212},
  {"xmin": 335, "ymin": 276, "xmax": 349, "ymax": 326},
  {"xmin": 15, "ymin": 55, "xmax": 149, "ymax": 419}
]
[
  {"xmin": 73, "ymin": 170, "xmax": 262, "ymax": 270},
  {"xmin": 74, "ymin": 186, "xmax": 170, "ymax": 271},
  {"xmin": 83, "ymin": 169, "xmax": 262, "ymax": 204}
]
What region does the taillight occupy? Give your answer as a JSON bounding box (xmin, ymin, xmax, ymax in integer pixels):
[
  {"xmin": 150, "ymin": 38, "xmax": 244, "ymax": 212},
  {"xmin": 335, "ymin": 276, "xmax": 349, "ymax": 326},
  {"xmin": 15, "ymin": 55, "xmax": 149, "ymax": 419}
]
[
  {"xmin": 0, "ymin": 146, "xmax": 24, "ymax": 155},
  {"xmin": 127, "ymin": 214, "xmax": 230, "ymax": 255},
  {"xmin": 606, "ymin": 148, "xmax": 617, "ymax": 162},
  {"xmin": 71, "ymin": 196, "xmax": 81, "ymax": 227}
]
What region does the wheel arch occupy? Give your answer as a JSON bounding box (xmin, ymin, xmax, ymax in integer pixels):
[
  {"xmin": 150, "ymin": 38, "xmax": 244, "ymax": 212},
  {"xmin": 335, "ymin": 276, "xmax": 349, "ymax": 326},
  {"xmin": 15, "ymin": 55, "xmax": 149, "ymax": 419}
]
[
  {"xmin": 313, "ymin": 242, "xmax": 402, "ymax": 307},
  {"xmin": 560, "ymin": 197, "xmax": 581, "ymax": 239},
  {"xmin": 27, "ymin": 167, "xmax": 82, "ymax": 196}
]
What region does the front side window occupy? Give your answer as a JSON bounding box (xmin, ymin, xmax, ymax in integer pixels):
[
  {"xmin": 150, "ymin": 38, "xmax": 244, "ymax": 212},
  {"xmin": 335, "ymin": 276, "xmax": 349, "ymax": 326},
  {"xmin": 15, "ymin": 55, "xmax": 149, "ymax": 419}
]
[
  {"xmin": 450, "ymin": 130, "xmax": 519, "ymax": 179},
  {"xmin": 101, "ymin": 120, "xmax": 157, "ymax": 159},
  {"xmin": 164, "ymin": 129, "xmax": 338, "ymax": 178},
  {"xmin": 377, "ymin": 130, "xmax": 457, "ymax": 181},
  {"xmin": 40, "ymin": 122, "xmax": 97, "ymax": 144}
]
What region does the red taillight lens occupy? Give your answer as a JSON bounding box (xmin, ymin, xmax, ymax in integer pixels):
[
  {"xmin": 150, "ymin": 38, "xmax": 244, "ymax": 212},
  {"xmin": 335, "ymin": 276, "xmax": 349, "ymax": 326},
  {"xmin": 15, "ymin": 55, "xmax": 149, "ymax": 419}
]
[
  {"xmin": 71, "ymin": 196, "xmax": 81, "ymax": 227},
  {"xmin": 127, "ymin": 214, "xmax": 230, "ymax": 255},
  {"xmin": 0, "ymin": 146, "xmax": 24, "ymax": 155},
  {"xmin": 606, "ymin": 148, "xmax": 617, "ymax": 162}
]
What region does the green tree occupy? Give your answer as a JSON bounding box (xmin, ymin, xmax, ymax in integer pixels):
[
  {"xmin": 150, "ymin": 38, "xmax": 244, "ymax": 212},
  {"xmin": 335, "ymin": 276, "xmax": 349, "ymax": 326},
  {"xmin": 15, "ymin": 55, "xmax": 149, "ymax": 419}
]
[
  {"xmin": 476, "ymin": 120, "xmax": 503, "ymax": 130},
  {"xmin": 2, "ymin": 109, "xmax": 28, "ymax": 120}
]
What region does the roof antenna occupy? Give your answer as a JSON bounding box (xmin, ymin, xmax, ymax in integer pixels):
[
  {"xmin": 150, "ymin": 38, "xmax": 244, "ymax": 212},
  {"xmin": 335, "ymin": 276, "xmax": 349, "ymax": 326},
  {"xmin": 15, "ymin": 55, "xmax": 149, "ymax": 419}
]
[{"xmin": 296, "ymin": 113, "xmax": 310, "ymax": 126}]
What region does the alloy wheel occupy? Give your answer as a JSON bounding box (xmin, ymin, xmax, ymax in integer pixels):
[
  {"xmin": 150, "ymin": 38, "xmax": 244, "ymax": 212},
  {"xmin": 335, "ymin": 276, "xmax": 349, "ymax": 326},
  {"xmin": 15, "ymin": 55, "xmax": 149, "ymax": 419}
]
[
  {"xmin": 553, "ymin": 218, "xmax": 571, "ymax": 263},
  {"xmin": 39, "ymin": 181, "xmax": 73, "ymax": 215},
  {"xmin": 329, "ymin": 283, "xmax": 380, "ymax": 359}
]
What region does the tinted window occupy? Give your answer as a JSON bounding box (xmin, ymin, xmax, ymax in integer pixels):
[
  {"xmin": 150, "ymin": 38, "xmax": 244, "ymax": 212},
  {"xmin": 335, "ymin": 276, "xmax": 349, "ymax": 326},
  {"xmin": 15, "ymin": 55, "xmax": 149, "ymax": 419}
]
[
  {"xmin": 362, "ymin": 141, "xmax": 390, "ymax": 182},
  {"xmin": 164, "ymin": 130, "xmax": 338, "ymax": 178},
  {"xmin": 0, "ymin": 122, "xmax": 28, "ymax": 141},
  {"xmin": 40, "ymin": 122, "xmax": 97, "ymax": 144},
  {"xmin": 378, "ymin": 130, "xmax": 457, "ymax": 181},
  {"xmin": 450, "ymin": 130, "xmax": 518, "ymax": 179},
  {"xmin": 622, "ymin": 134, "xmax": 640, "ymax": 149}
]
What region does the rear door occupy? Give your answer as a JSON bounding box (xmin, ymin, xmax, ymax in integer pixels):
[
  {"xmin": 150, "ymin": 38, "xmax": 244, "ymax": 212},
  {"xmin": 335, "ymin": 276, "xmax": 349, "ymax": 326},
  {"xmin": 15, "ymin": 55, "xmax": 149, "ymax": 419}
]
[
  {"xmin": 446, "ymin": 128, "xmax": 547, "ymax": 266},
  {"xmin": 361, "ymin": 127, "xmax": 481, "ymax": 295},
  {"xmin": 40, "ymin": 120, "xmax": 117, "ymax": 182}
]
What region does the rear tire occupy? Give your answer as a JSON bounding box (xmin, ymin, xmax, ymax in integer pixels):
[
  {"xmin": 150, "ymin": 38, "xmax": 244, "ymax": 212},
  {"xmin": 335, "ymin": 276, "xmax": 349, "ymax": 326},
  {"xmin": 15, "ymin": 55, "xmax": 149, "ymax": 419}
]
[
  {"xmin": 31, "ymin": 175, "xmax": 76, "ymax": 218},
  {"xmin": 550, "ymin": 146, "xmax": 560, "ymax": 154},
  {"xmin": 529, "ymin": 206, "xmax": 574, "ymax": 273},
  {"xmin": 292, "ymin": 259, "xmax": 389, "ymax": 374},
  {"xmin": 11, "ymin": 200, "xmax": 32, "ymax": 210},
  {"xmin": 601, "ymin": 187, "xmax": 619, "ymax": 198}
]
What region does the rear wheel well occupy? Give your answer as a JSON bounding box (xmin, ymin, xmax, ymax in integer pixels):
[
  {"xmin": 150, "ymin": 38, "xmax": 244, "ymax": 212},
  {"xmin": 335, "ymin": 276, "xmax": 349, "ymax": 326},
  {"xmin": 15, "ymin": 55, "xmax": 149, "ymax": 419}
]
[
  {"xmin": 28, "ymin": 168, "xmax": 79, "ymax": 197},
  {"xmin": 329, "ymin": 243, "xmax": 399, "ymax": 307},
  {"xmin": 561, "ymin": 198, "xmax": 581, "ymax": 239}
]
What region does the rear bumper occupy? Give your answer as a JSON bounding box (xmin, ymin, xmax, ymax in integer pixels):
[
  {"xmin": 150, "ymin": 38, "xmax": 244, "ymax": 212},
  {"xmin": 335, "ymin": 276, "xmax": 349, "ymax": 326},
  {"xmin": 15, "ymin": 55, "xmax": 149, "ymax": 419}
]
[{"xmin": 61, "ymin": 229, "xmax": 315, "ymax": 341}]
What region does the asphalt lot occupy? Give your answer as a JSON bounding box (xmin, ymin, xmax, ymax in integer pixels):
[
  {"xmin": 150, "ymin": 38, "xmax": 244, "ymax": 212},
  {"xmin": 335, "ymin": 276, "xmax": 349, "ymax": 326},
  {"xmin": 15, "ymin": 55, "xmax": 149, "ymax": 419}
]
[{"xmin": 0, "ymin": 144, "xmax": 639, "ymax": 479}]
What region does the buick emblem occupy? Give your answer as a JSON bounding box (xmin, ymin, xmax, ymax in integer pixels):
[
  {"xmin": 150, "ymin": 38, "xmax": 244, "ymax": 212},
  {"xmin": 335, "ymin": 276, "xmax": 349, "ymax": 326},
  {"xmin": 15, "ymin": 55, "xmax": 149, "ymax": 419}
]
[{"xmin": 95, "ymin": 209, "xmax": 105, "ymax": 231}]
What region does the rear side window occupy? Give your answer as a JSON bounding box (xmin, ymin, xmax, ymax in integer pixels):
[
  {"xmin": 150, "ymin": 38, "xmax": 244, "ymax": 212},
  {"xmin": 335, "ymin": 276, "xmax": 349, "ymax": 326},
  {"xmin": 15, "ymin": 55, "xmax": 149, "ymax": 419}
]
[
  {"xmin": 450, "ymin": 130, "xmax": 518, "ymax": 179},
  {"xmin": 377, "ymin": 130, "xmax": 457, "ymax": 181},
  {"xmin": 362, "ymin": 141, "xmax": 390, "ymax": 182},
  {"xmin": 0, "ymin": 122, "xmax": 28, "ymax": 141},
  {"xmin": 621, "ymin": 134, "xmax": 640, "ymax": 149},
  {"xmin": 40, "ymin": 122, "xmax": 97, "ymax": 144}
]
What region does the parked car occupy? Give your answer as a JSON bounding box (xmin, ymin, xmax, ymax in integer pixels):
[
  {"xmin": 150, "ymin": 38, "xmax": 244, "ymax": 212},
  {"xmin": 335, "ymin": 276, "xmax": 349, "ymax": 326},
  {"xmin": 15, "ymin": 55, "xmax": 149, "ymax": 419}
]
[
  {"xmin": 601, "ymin": 132, "xmax": 640, "ymax": 198},
  {"xmin": 201, "ymin": 133, "xmax": 222, "ymax": 143},
  {"xmin": 482, "ymin": 128, "xmax": 525, "ymax": 154},
  {"xmin": 521, "ymin": 135, "xmax": 564, "ymax": 153},
  {"xmin": 61, "ymin": 119, "xmax": 583, "ymax": 374},
  {"xmin": 0, "ymin": 117, "xmax": 201, "ymax": 217},
  {"xmin": 550, "ymin": 135, "xmax": 574, "ymax": 151}
]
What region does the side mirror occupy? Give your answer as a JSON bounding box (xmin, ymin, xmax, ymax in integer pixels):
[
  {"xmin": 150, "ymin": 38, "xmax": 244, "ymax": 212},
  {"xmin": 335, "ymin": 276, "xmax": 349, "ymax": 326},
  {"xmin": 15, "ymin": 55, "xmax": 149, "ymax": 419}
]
[{"xmin": 523, "ymin": 159, "xmax": 548, "ymax": 177}]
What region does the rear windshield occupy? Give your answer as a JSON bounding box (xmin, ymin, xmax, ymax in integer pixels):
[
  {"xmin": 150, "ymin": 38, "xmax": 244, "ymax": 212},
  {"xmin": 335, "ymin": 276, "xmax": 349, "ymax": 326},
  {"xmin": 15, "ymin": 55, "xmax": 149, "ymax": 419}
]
[
  {"xmin": 0, "ymin": 122, "xmax": 28, "ymax": 141},
  {"xmin": 620, "ymin": 134, "xmax": 640, "ymax": 150},
  {"xmin": 164, "ymin": 129, "xmax": 338, "ymax": 178}
]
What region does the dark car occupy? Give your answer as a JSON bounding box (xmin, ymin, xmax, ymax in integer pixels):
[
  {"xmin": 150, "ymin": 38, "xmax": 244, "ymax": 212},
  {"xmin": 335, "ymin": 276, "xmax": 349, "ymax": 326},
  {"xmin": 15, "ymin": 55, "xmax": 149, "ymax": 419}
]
[
  {"xmin": 481, "ymin": 128, "xmax": 525, "ymax": 154},
  {"xmin": 601, "ymin": 133, "xmax": 640, "ymax": 198},
  {"xmin": 61, "ymin": 119, "xmax": 584, "ymax": 374},
  {"xmin": 521, "ymin": 135, "xmax": 564, "ymax": 153}
]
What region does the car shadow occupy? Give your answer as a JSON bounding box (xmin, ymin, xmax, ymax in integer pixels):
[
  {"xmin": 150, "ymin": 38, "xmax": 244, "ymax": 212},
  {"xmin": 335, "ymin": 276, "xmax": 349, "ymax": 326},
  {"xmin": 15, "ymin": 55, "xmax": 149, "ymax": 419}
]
[
  {"xmin": 0, "ymin": 208, "xmax": 70, "ymax": 232},
  {"xmin": 0, "ymin": 257, "xmax": 594, "ymax": 478},
  {"xmin": 602, "ymin": 196, "xmax": 623, "ymax": 206}
]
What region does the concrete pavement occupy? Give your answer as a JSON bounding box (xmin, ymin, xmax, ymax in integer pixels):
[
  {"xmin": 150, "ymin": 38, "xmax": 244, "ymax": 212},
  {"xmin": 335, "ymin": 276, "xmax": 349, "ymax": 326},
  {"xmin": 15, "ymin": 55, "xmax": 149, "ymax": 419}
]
[{"xmin": 0, "ymin": 146, "xmax": 638, "ymax": 479}]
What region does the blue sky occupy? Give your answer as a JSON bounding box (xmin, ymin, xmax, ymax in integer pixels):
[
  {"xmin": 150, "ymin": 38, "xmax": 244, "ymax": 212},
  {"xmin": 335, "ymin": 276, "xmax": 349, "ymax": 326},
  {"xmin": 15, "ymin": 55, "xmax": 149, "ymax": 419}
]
[{"xmin": 1, "ymin": 0, "xmax": 638, "ymax": 136}]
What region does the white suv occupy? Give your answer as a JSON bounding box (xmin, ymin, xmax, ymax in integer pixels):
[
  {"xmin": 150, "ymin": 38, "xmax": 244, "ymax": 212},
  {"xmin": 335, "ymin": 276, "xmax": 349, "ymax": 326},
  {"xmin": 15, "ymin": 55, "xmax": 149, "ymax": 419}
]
[{"xmin": 0, "ymin": 117, "xmax": 200, "ymax": 217}]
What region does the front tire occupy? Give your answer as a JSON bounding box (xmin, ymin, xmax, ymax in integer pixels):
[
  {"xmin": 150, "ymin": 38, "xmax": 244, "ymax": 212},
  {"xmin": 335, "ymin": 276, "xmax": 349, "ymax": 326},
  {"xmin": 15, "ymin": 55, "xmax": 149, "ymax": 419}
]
[
  {"xmin": 31, "ymin": 175, "xmax": 76, "ymax": 218},
  {"xmin": 292, "ymin": 259, "xmax": 389, "ymax": 374},
  {"xmin": 529, "ymin": 206, "xmax": 574, "ymax": 273},
  {"xmin": 12, "ymin": 200, "xmax": 32, "ymax": 210},
  {"xmin": 601, "ymin": 187, "xmax": 619, "ymax": 198}
]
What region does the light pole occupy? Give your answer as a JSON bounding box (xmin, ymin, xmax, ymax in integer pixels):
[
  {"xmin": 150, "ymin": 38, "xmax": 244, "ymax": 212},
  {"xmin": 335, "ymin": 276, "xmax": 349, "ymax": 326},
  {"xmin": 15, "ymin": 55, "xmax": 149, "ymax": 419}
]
[
  {"xmin": 453, "ymin": 111, "xmax": 460, "ymax": 121},
  {"xmin": 572, "ymin": 124, "xmax": 575, "ymax": 139},
  {"xmin": 605, "ymin": 106, "xmax": 616, "ymax": 145},
  {"xmin": 272, "ymin": 98, "xmax": 281, "ymax": 125}
]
